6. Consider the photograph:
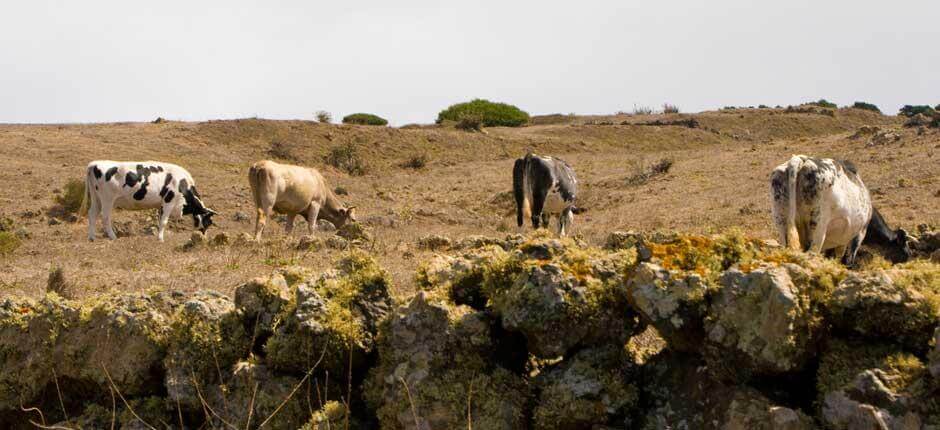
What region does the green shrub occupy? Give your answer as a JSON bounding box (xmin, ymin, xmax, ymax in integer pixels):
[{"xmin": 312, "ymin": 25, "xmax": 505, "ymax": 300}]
[
  {"xmin": 315, "ymin": 110, "xmax": 332, "ymax": 123},
  {"xmin": 852, "ymin": 101, "xmax": 881, "ymax": 113},
  {"xmin": 758, "ymin": 104, "xmax": 770, "ymax": 109},
  {"xmin": 342, "ymin": 113, "xmax": 387, "ymax": 126},
  {"xmin": 436, "ymin": 99, "xmax": 529, "ymax": 127},
  {"xmin": 455, "ymin": 114, "xmax": 483, "ymax": 132},
  {"xmin": 900, "ymin": 105, "xmax": 936, "ymax": 117},
  {"xmin": 55, "ymin": 179, "xmax": 85, "ymax": 214},
  {"xmin": 810, "ymin": 99, "xmax": 837, "ymax": 109},
  {"xmin": 325, "ymin": 142, "xmax": 368, "ymax": 175},
  {"xmin": 0, "ymin": 231, "xmax": 20, "ymax": 256}
]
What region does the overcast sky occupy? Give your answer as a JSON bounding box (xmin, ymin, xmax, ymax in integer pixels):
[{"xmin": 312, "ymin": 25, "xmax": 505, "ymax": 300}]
[{"xmin": 2, "ymin": 0, "xmax": 938, "ymax": 125}]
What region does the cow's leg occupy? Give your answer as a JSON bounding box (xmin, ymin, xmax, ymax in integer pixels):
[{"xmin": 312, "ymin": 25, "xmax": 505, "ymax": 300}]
[
  {"xmin": 530, "ymin": 188, "xmax": 549, "ymax": 229},
  {"xmin": 558, "ymin": 207, "xmax": 574, "ymax": 237},
  {"xmin": 157, "ymin": 204, "xmax": 171, "ymax": 242},
  {"xmin": 843, "ymin": 229, "xmax": 866, "ymax": 267},
  {"xmin": 101, "ymin": 197, "xmax": 118, "ymax": 240},
  {"xmin": 304, "ymin": 203, "xmax": 321, "ymax": 235},
  {"xmin": 769, "ymin": 166, "xmax": 791, "ymax": 247},
  {"xmin": 806, "ymin": 209, "xmax": 829, "ymax": 254},
  {"xmin": 254, "ymin": 205, "xmax": 273, "ymax": 241},
  {"xmin": 285, "ymin": 213, "xmax": 296, "ymax": 236},
  {"xmin": 87, "ymin": 190, "xmax": 100, "ymax": 241}
]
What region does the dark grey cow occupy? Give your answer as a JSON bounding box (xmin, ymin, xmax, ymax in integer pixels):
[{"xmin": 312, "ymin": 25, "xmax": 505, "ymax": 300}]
[{"xmin": 513, "ymin": 152, "xmax": 581, "ymax": 236}]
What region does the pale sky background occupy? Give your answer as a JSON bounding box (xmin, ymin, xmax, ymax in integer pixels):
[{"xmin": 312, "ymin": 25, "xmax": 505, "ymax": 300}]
[{"xmin": 2, "ymin": 0, "xmax": 938, "ymax": 125}]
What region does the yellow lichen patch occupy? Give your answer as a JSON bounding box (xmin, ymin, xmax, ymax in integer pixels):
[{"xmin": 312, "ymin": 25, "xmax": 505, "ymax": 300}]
[
  {"xmin": 646, "ymin": 231, "xmax": 768, "ymax": 281},
  {"xmin": 889, "ymin": 259, "xmax": 940, "ymax": 314}
]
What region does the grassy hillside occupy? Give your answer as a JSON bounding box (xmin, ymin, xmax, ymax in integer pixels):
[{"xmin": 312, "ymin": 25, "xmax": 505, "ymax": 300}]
[{"xmin": 0, "ymin": 107, "xmax": 936, "ymax": 300}]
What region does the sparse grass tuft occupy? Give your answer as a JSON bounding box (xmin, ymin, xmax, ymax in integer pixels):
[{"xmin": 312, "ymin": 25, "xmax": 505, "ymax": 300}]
[
  {"xmin": 455, "ymin": 114, "xmax": 484, "ymax": 132},
  {"xmin": 325, "ymin": 142, "xmax": 368, "ymax": 176},
  {"xmin": 662, "ymin": 103, "xmax": 679, "ymax": 114},
  {"xmin": 268, "ymin": 140, "xmax": 296, "ymax": 161},
  {"xmin": 342, "ymin": 113, "xmax": 388, "ymax": 126},
  {"xmin": 47, "ymin": 266, "xmax": 75, "ymax": 299},
  {"xmin": 315, "ymin": 111, "xmax": 332, "ymax": 124},
  {"xmin": 400, "ymin": 153, "xmax": 429, "ymax": 169},
  {"xmin": 625, "ymin": 158, "xmax": 673, "ymax": 185},
  {"xmin": 0, "ymin": 231, "xmax": 20, "ymax": 256},
  {"xmin": 632, "ymin": 105, "xmax": 653, "ymax": 115},
  {"xmin": 55, "ymin": 179, "xmax": 85, "ymax": 215}
]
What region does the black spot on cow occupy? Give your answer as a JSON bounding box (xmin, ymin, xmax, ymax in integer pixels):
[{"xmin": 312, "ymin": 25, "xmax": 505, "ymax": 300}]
[
  {"xmin": 125, "ymin": 171, "xmax": 140, "ymax": 188},
  {"xmin": 92, "ymin": 165, "xmax": 102, "ymax": 179},
  {"xmin": 771, "ymin": 173, "xmax": 787, "ymax": 202},
  {"xmin": 163, "ymin": 190, "xmax": 175, "ymax": 203},
  {"xmin": 178, "ymin": 178, "xmax": 189, "ymax": 194},
  {"xmin": 105, "ymin": 166, "xmax": 119, "ymax": 182},
  {"xmin": 133, "ymin": 185, "xmax": 148, "ymax": 200},
  {"xmin": 159, "ymin": 173, "xmax": 173, "ymax": 198}
]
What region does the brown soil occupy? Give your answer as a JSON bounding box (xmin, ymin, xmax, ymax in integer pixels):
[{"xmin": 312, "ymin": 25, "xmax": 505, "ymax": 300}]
[{"xmin": 1, "ymin": 107, "xmax": 937, "ymax": 300}]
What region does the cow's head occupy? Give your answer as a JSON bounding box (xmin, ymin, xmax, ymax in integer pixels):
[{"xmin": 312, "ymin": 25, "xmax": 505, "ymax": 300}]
[
  {"xmin": 181, "ymin": 185, "xmax": 217, "ymax": 233},
  {"xmin": 886, "ymin": 228, "xmax": 913, "ymax": 263},
  {"xmin": 332, "ymin": 206, "xmax": 357, "ymax": 228}
]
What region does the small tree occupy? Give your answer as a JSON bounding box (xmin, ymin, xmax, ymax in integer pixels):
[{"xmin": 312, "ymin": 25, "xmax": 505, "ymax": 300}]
[
  {"xmin": 316, "ymin": 111, "xmax": 332, "ymax": 123},
  {"xmin": 810, "ymin": 99, "xmax": 837, "ymax": 109}
]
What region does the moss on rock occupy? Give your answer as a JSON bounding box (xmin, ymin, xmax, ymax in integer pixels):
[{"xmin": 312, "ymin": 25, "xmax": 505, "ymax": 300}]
[
  {"xmin": 264, "ymin": 251, "xmax": 392, "ymax": 378},
  {"xmin": 481, "ymin": 234, "xmax": 642, "ymax": 358}
]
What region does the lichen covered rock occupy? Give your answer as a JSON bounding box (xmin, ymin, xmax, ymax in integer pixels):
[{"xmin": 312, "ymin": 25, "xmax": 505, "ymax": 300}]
[
  {"xmin": 533, "ymin": 345, "xmax": 640, "ymax": 430},
  {"xmin": 264, "ymin": 251, "xmax": 392, "ymax": 377},
  {"xmin": 163, "ymin": 291, "xmax": 251, "ymax": 410},
  {"xmin": 625, "ymin": 262, "xmax": 711, "ymax": 352},
  {"xmin": 817, "ymin": 338, "xmax": 939, "ymax": 429},
  {"xmin": 0, "ymin": 292, "xmax": 174, "ymax": 411},
  {"xmin": 704, "ymin": 265, "xmax": 822, "ymax": 379},
  {"xmin": 415, "ymin": 245, "xmax": 507, "ymax": 308},
  {"xmin": 482, "ymin": 235, "xmax": 642, "ymax": 358},
  {"xmin": 364, "ymin": 292, "xmax": 528, "ymax": 430},
  {"xmin": 827, "ymin": 266, "xmax": 939, "ymax": 351}
]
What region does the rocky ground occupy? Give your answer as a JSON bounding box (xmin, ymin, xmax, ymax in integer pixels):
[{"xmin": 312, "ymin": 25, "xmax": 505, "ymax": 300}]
[{"xmin": 1, "ymin": 229, "xmax": 938, "ymax": 429}]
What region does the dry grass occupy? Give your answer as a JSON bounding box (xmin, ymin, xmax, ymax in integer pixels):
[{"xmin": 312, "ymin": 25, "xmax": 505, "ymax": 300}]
[{"xmin": 0, "ymin": 110, "xmax": 936, "ymax": 301}]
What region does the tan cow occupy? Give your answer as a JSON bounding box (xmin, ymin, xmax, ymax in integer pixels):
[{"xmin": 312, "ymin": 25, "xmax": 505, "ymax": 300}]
[{"xmin": 248, "ymin": 160, "xmax": 356, "ymax": 240}]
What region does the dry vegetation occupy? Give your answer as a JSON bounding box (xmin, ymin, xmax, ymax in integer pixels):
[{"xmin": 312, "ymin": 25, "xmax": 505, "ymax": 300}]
[{"xmin": 0, "ymin": 106, "xmax": 937, "ymax": 301}]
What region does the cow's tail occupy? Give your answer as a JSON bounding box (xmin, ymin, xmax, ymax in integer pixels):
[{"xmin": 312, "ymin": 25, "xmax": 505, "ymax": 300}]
[
  {"xmin": 248, "ymin": 163, "xmax": 265, "ymax": 210},
  {"xmin": 513, "ymin": 154, "xmax": 531, "ymax": 227},
  {"xmin": 784, "ymin": 156, "xmax": 803, "ymax": 250},
  {"xmin": 79, "ymin": 167, "xmax": 93, "ymax": 217}
]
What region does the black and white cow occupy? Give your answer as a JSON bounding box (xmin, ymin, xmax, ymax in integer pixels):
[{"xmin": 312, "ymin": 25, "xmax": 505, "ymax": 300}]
[
  {"xmin": 769, "ymin": 155, "xmax": 909, "ymax": 265},
  {"xmin": 81, "ymin": 161, "xmax": 217, "ymax": 241},
  {"xmin": 863, "ymin": 207, "xmax": 912, "ymax": 263},
  {"xmin": 513, "ymin": 152, "xmax": 581, "ymax": 237}
]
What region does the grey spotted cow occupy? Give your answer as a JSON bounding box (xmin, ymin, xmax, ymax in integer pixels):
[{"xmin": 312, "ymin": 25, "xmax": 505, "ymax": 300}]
[
  {"xmin": 769, "ymin": 155, "xmax": 909, "ymax": 265},
  {"xmin": 513, "ymin": 152, "xmax": 582, "ymax": 237},
  {"xmin": 81, "ymin": 161, "xmax": 217, "ymax": 241}
]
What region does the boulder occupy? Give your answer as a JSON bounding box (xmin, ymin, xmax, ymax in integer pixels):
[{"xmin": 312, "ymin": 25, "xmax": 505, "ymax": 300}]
[
  {"xmin": 234, "ymin": 273, "xmax": 290, "ymax": 340},
  {"xmin": 817, "ymin": 339, "xmax": 936, "ymax": 429},
  {"xmin": 415, "ymin": 245, "xmax": 507, "ymax": 308},
  {"xmin": 827, "ymin": 270, "xmax": 938, "ymax": 351},
  {"xmin": 264, "ymin": 251, "xmax": 392, "ymax": 378},
  {"xmin": 416, "ymin": 234, "xmax": 452, "ymax": 251},
  {"xmin": 605, "ymin": 230, "xmax": 644, "ymax": 251},
  {"xmin": 336, "ymin": 222, "xmax": 371, "ymax": 243},
  {"xmin": 204, "ymin": 361, "xmax": 309, "ymax": 430},
  {"xmin": 625, "ymin": 262, "xmax": 710, "ymax": 352},
  {"xmin": 533, "ymin": 345, "xmax": 641, "ymax": 430},
  {"xmin": 364, "ymin": 292, "xmax": 528, "ymax": 430},
  {"xmin": 453, "ymin": 235, "xmax": 504, "ymax": 250},
  {"xmin": 0, "ymin": 293, "xmax": 174, "ymax": 412},
  {"xmin": 704, "ymin": 265, "xmax": 822, "ymax": 379},
  {"xmin": 163, "ymin": 291, "xmax": 251, "ymax": 410},
  {"xmin": 483, "ymin": 236, "xmax": 642, "ymax": 358}
]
